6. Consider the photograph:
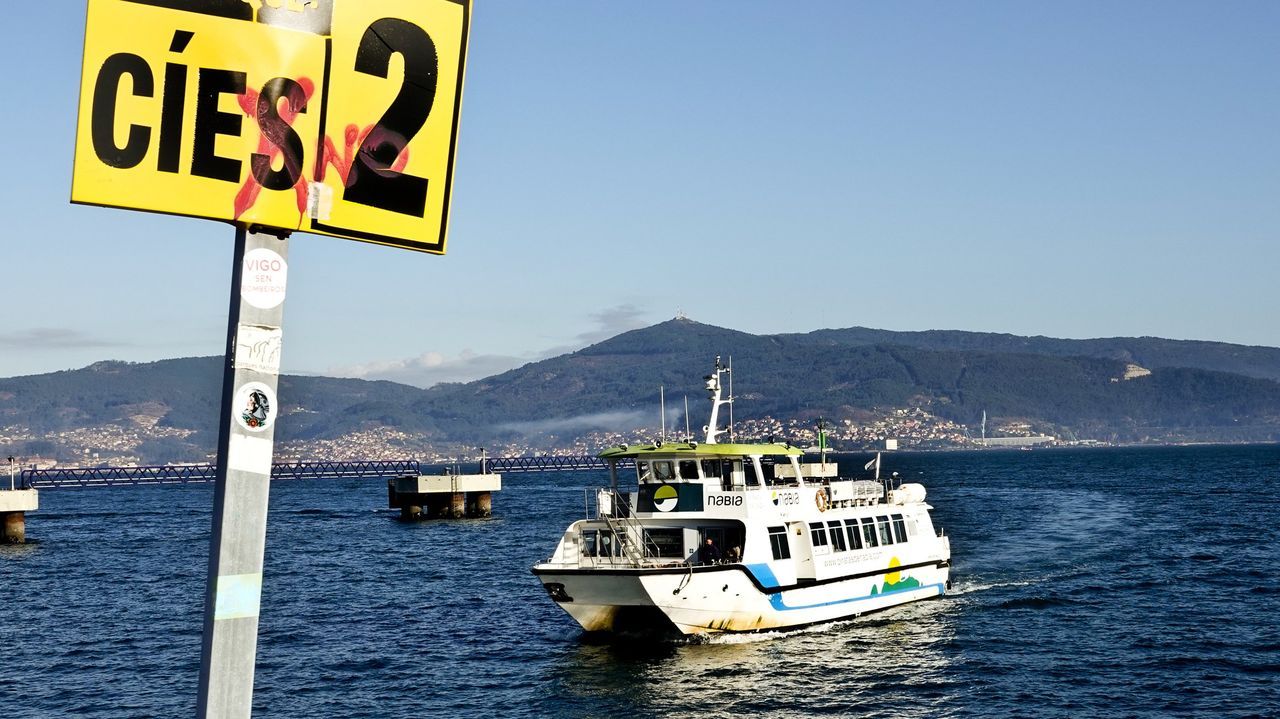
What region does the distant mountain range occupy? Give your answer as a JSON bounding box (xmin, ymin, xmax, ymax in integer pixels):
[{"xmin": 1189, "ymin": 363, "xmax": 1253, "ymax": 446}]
[{"xmin": 3, "ymin": 318, "xmax": 1278, "ymax": 462}]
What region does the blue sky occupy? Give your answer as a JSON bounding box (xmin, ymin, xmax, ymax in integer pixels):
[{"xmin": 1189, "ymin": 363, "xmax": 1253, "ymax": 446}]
[{"xmin": 1, "ymin": 1, "xmax": 1277, "ymax": 386}]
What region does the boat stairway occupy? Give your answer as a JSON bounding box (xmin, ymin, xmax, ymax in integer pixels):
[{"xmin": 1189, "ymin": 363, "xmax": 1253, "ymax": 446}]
[{"xmin": 596, "ymin": 488, "xmax": 662, "ymax": 568}]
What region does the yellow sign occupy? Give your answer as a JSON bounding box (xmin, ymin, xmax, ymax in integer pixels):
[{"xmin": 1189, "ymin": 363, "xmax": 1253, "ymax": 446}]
[{"xmin": 72, "ymin": 0, "xmax": 470, "ymax": 254}]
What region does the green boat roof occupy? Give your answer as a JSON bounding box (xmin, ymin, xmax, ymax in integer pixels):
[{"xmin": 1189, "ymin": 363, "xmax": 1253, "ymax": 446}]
[{"xmin": 597, "ymin": 441, "xmax": 803, "ymax": 459}]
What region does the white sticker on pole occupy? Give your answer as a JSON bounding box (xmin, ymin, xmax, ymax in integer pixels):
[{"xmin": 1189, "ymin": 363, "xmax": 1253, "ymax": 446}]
[
  {"xmin": 236, "ymin": 325, "xmax": 283, "ymax": 375},
  {"xmin": 214, "ymin": 572, "xmax": 263, "ymax": 621},
  {"xmin": 228, "ymin": 434, "xmax": 274, "ymax": 476},
  {"xmin": 241, "ymin": 248, "xmax": 288, "ymax": 310},
  {"xmin": 234, "ymin": 382, "xmax": 277, "ymax": 433}
]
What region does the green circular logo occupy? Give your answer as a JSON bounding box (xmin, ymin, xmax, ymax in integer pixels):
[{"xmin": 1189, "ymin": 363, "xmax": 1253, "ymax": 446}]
[{"xmin": 653, "ymin": 484, "xmax": 678, "ymax": 512}]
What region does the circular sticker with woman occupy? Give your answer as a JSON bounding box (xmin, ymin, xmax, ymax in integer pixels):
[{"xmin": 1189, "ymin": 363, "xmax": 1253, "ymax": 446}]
[{"xmin": 234, "ymin": 381, "xmax": 277, "ymax": 433}]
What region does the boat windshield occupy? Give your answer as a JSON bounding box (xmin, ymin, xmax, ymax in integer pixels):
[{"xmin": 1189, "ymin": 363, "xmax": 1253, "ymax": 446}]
[{"xmin": 637, "ymin": 459, "xmax": 702, "ymax": 483}]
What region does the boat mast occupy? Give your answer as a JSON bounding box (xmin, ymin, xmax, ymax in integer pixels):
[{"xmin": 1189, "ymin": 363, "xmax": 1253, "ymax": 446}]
[
  {"xmin": 660, "ymin": 385, "xmax": 666, "ymax": 443},
  {"xmin": 817, "ymin": 418, "xmax": 828, "ymax": 466},
  {"xmin": 703, "ymin": 356, "xmax": 734, "ymax": 444},
  {"xmin": 684, "ymin": 396, "xmax": 691, "ymax": 441},
  {"xmin": 727, "ymin": 356, "xmax": 735, "ymax": 442}
]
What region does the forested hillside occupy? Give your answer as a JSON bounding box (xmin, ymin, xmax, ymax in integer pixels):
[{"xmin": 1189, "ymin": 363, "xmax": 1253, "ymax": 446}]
[{"xmin": 3, "ymin": 319, "xmax": 1278, "ymax": 462}]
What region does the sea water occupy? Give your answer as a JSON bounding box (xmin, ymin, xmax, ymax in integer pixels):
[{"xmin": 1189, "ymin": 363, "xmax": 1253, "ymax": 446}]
[{"xmin": 2, "ymin": 445, "xmax": 1277, "ymax": 718}]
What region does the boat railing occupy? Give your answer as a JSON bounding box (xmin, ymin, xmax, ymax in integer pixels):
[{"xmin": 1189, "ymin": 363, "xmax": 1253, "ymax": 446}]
[{"xmin": 584, "ymin": 487, "xmax": 664, "ymax": 568}]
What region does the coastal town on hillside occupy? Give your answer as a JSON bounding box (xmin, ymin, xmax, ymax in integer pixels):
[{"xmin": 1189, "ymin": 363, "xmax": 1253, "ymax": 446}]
[{"xmin": 2, "ymin": 407, "xmax": 1062, "ymax": 469}]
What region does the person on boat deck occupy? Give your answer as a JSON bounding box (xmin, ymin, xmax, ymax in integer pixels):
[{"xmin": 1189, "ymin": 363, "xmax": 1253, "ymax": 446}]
[
  {"xmin": 726, "ymin": 545, "xmax": 741, "ymax": 563},
  {"xmin": 702, "ymin": 538, "xmax": 722, "ymax": 564}
]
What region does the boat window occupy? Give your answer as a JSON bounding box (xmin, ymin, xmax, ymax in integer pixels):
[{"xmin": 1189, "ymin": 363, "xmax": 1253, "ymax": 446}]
[
  {"xmin": 768, "ymin": 525, "xmax": 790, "ymax": 560},
  {"xmin": 877, "ymin": 515, "xmax": 894, "ymax": 545},
  {"xmin": 827, "ymin": 521, "xmax": 847, "ymax": 552},
  {"xmin": 600, "ymin": 531, "xmax": 614, "ymax": 557},
  {"xmin": 700, "ymin": 460, "xmax": 721, "ymax": 478},
  {"xmin": 760, "ymin": 461, "xmax": 777, "ymax": 485},
  {"xmin": 744, "ymin": 460, "xmax": 761, "ymax": 487},
  {"xmin": 585, "ymin": 529, "xmax": 620, "ymax": 558},
  {"xmin": 727, "ymin": 531, "xmax": 745, "ymax": 562},
  {"xmin": 860, "ymin": 517, "xmax": 879, "ymax": 547},
  {"xmin": 644, "ymin": 528, "xmax": 684, "ymax": 559},
  {"xmin": 636, "ymin": 461, "xmax": 651, "ymax": 482},
  {"xmin": 891, "ymin": 513, "xmax": 908, "ymax": 543},
  {"xmin": 844, "ymin": 519, "xmax": 863, "ymax": 550},
  {"xmin": 654, "ymin": 461, "xmax": 676, "ymax": 481},
  {"xmin": 678, "ymin": 460, "xmax": 700, "ymax": 480},
  {"xmin": 808, "ymin": 522, "xmax": 829, "ymax": 547}
]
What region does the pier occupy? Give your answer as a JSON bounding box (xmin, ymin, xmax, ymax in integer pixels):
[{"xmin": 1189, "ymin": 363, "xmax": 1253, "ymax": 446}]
[
  {"xmin": 386, "ymin": 469, "xmax": 503, "ymax": 520},
  {"xmin": 0, "ymin": 488, "xmax": 38, "ymax": 544},
  {"xmin": 2, "ymin": 457, "xmax": 36, "ymax": 543}
]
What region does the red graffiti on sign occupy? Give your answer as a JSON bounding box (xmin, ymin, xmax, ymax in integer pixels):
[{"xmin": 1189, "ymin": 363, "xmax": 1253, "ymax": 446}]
[
  {"xmin": 232, "ymin": 77, "xmax": 315, "ymax": 222},
  {"xmin": 318, "ymin": 123, "xmax": 411, "ymax": 187},
  {"xmin": 232, "ymin": 79, "xmax": 412, "ymax": 225}
]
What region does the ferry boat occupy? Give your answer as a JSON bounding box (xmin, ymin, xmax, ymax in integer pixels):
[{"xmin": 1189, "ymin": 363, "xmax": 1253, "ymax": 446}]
[{"xmin": 532, "ymin": 358, "xmax": 952, "ymax": 636}]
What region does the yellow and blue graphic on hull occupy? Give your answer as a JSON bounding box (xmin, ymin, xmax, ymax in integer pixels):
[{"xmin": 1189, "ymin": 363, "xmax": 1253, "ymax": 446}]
[{"xmin": 765, "ymin": 557, "xmax": 942, "ymax": 611}]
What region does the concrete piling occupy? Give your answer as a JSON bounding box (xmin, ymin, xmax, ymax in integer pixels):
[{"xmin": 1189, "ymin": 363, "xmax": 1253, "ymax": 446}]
[
  {"xmin": 468, "ymin": 491, "xmax": 492, "ymax": 518},
  {"xmin": 3, "ymin": 511, "xmax": 25, "ymax": 543}
]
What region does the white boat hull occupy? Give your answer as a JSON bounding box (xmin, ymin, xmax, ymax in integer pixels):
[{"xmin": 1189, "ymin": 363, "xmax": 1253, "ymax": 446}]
[{"xmin": 534, "ymin": 559, "xmax": 950, "ymax": 635}]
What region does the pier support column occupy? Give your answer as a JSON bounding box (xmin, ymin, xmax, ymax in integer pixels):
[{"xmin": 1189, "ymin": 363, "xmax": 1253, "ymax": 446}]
[
  {"xmin": 2, "ymin": 511, "xmax": 24, "ymax": 544},
  {"xmin": 468, "ymin": 491, "xmax": 492, "ymax": 518},
  {"xmin": 400, "ymin": 504, "xmax": 422, "ymax": 521},
  {"xmin": 449, "ymin": 492, "xmax": 466, "ymax": 518}
]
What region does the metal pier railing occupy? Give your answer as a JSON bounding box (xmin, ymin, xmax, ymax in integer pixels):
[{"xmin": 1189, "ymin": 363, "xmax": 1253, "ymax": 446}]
[
  {"xmin": 15, "ymin": 455, "xmax": 625, "ymax": 489},
  {"xmin": 483, "ymin": 455, "xmax": 631, "ymax": 473},
  {"xmin": 19, "ymin": 460, "xmax": 422, "ymax": 489}
]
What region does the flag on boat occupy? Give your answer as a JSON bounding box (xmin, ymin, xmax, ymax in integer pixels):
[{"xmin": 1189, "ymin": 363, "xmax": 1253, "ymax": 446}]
[{"xmin": 864, "ymin": 455, "xmax": 879, "ymax": 471}]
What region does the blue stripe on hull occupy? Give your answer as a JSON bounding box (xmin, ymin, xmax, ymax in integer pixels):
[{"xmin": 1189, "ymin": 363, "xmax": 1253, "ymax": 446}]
[
  {"xmin": 769, "ymin": 582, "xmax": 946, "ymax": 611},
  {"xmin": 743, "ymin": 563, "xmax": 781, "ymax": 588}
]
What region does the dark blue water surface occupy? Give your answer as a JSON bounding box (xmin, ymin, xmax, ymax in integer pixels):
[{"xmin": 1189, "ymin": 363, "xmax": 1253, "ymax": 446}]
[{"xmin": 3, "ymin": 445, "xmax": 1278, "ymax": 718}]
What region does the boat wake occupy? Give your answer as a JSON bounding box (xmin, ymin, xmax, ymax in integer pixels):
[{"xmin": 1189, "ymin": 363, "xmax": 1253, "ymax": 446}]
[
  {"xmin": 695, "ymin": 617, "xmax": 864, "ymax": 645},
  {"xmin": 946, "ymin": 577, "xmax": 1036, "ymax": 595}
]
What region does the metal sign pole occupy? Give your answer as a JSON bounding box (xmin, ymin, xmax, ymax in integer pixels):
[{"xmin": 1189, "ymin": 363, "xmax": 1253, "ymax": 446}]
[{"xmin": 197, "ymin": 226, "xmax": 290, "ymax": 718}]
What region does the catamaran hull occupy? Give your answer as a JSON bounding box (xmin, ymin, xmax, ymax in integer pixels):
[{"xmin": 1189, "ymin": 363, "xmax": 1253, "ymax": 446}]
[
  {"xmin": 533, "ymin": 571, "xmax": 672, "ymax": 634},
  {"xmin": 534, "ymin": 561, "xmax": 949, "ymax": 636}
]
